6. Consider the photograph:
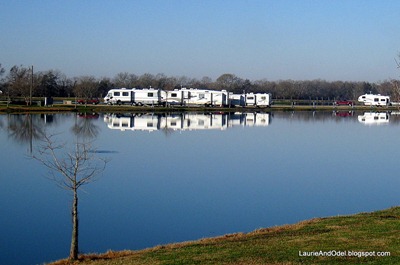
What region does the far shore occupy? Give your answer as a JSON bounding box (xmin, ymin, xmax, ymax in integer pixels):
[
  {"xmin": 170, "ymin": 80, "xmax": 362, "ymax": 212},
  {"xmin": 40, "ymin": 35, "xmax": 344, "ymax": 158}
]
[{"xmin": 1, "ymin": 102, "xmax": 399, "ymax": 114}]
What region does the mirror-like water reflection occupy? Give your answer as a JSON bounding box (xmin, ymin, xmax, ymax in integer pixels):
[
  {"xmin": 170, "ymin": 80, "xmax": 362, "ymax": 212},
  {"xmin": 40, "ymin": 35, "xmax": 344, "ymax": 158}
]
[{"xmin": 1, "ymin": 111, "xmax": 399, "ymax": 265}]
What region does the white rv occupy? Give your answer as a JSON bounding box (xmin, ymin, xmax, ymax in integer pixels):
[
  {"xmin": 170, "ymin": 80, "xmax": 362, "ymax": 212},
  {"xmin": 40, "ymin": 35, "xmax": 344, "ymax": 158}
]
[
  {"xmin": 358, "ymin": 94, "xmax": 391, "ymax": 106},
  {"xmin": 165, "ymin": 89, "xmax": 184, "ymax": 105},
  {"xmin": 131, "ymin": 88, "xmax": 165, "ymax": 106},
  {"xmin": 104, "ymin": 88, "xmax": 134, "ymax": 105},
  {"xmin": 179, "ymin": 88, "xmax": 228, "ymax": 106},
  {"xmin": 228, "ymin": 93, "xmax": 271, "ymax": 107},
  {"xmin": 245, "ymin": 93, "xmax": 271, "ymax": 107},
  {"xmin": 229, "ymin": 94, "xmax": 245, "ymax": 107},
  {"xmin": 104, "ymin": 88, "xmax": 165, "ymax": 105}
]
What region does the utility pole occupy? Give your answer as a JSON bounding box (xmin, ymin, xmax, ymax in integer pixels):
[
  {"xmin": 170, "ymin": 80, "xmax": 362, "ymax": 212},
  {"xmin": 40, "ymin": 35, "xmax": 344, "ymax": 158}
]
[{"xmin": 30, "ymin": 65, "xmax": 33, "ymax": 106}]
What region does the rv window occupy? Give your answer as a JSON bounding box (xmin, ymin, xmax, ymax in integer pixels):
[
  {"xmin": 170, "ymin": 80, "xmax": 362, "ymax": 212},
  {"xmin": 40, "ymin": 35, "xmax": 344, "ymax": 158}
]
[
  {"xmin": 114, "ymin": 92, "xmax": 120, "ymax": 96},
  {"xmin": 171, "ymin": 93, "xmax": 177, "ymax": 97},
  {"xmin": 148, "ymin": 93, "xmax": 154, "ymax": 97},
  {"xmin": 374, "ymin": 98, "xmax": 379, "ymax": 102},
  {"xmin": 199, "ymin": 93, "xmax": 205, "ymax": 99},
  {"xmin": 147, "ymin": 122, "xmax": 154, "ymax": 127},
  {"xmin": 248, "ymin": 96, "xmax": 254, "ymax": 100},
  {"xmin": 260, "ymin": 96, "xmax": 266, "ymax": 100},
  {"xmin": 122, "ymin": 92, "xmax": 129, "ymax": 96},
  {"xmin": 380, "ymin": 99, "xmax": 385, "ymax": 102}
]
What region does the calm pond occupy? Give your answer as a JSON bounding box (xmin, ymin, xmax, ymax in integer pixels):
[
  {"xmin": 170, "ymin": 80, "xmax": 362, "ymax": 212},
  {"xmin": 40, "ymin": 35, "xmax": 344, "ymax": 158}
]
[{"xmin": 1, "ymin": 110, "xmax": 399, "ymax": 265}]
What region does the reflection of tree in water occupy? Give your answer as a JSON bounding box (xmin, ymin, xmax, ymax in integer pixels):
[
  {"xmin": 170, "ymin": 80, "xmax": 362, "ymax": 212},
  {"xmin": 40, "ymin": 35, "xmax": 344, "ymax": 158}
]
[
  {"xmin": 71, "ymin": 113, "xmax": 100, "ymax": 140},
  {"xmin": 0, "ymin": 116, "xmax": 5, "ymax": 131},
  {"xmin": 161, "ymin": 125, "xmax": 174, "ymax": 137},
  {"xmin": 160, "ymin": 113, "xmax": 175, "ymax": 137},
  {"xmin": 7, "ymin": 114, "xmax": 45, "ymax": 145}
]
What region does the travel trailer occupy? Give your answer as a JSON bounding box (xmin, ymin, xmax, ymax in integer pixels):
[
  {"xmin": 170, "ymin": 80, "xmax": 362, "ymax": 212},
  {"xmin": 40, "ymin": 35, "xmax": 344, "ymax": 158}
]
[
  {"xmin": 358, "ymin": 94, "xmax": 391, "ymax": 106},
  {"xmin": 179, "ymin": 88, "xmax": 228, "ymax": 106},
  {"xmin": 229, "ymin": 94, "xmax": 245, "ymax": 107},
  {"xmin": 229, "ymin": 93, "xmax": 272, "ymax": 107},
  {"xmin": 245, "ymin": 93, "xmax": 271, "ymax": 107}
]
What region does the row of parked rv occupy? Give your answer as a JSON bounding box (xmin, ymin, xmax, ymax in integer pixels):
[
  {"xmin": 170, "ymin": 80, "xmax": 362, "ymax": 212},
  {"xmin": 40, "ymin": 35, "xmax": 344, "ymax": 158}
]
[
  {"xmin": 103, "ymin": 87, "xmax": 272, "ymax": 107},
  {"xmin": 102, "ymin": 89, "xmax": 395, "ymax": 108}
]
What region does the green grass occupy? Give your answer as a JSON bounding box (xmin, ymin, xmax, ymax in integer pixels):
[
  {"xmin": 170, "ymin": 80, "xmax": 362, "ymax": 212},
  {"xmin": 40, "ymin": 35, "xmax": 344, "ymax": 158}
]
[{"xmin": 49, "ymin": 206, "xmax": 400, "ymax": 265}]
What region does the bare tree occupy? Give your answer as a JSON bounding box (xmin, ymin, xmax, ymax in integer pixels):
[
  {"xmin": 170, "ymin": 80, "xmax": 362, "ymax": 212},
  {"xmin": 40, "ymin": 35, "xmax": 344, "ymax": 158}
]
[
  {"xmin": 73, "ymin": 76, "xmax": 99, "ymax": 103},
  {"xmin": 32, "ymin": 133, "xmax": 108, "ymax": 260},
  {"xmin": 6, "ymin": 65, "xmax": 34, "ymax": 104},
  {"xmin": 392, "ymin": 56, "xmax": 400, "ymax": 104},
  {"xmin": 113, "ymin": 72, "xmax": 138, "ymax": 88}
]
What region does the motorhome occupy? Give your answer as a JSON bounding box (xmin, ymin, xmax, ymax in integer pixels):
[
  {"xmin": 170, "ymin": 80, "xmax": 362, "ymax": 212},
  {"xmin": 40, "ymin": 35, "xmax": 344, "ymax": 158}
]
[
  {"xmin": 358, "ymin": 94, "xmax": 391, "ymax": 106},
  {"xmin": 104, "ymin": 88, "xmax": 165, "ymax": 105},
  {"xmin": 104, "ymin": 88, "xmax": 134, "ymax": 105}
]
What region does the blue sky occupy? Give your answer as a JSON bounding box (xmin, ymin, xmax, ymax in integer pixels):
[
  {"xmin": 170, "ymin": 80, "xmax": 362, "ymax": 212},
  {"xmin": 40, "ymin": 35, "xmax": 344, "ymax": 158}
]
[{"xmin": 1, "ymin": 0, "xmax": 399, "ymax": 82}]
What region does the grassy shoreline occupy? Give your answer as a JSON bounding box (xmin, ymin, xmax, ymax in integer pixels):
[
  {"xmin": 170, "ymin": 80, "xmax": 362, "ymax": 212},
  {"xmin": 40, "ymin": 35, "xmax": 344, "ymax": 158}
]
[
  {"xmin": 48, "ymin": 206, "xmax": 400, "ymax": 265},
  {"xmin": 1, "ymin": 103, "xmax": 399, "ymax": 114}
]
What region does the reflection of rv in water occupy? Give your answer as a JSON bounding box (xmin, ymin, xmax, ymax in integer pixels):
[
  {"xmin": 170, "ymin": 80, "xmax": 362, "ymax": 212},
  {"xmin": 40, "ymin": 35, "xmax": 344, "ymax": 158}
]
[
  {"xmin": 103, "ymin": 113, "xmax": 161, "ymax": 131},
  {"xmin": 358, "ymin": 112, "xmax": 389, "ymax": 125},
  {"xmin": 103, "ymin": 112, "xmax": 270, "ymax": 132},
  {"xmin": 358, "ymin": 94, "xmax": 391, "ymax": 106}
]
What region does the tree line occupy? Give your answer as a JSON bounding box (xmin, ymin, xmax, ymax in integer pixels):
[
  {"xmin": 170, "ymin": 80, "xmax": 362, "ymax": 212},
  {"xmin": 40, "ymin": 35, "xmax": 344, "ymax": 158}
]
[{"xmin": 1, "ymin": 63, "xmax": 399, "ymax": 103}]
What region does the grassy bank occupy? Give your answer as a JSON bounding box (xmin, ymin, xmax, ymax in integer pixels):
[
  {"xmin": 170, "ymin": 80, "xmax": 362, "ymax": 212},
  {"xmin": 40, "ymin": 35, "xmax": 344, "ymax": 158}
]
[
  {"xmin": 1, "ymin": 103, "xmax": 400, "ymax": 114},
  {"xmin": 49, "ymin": 206, "xmax": 400, "ymax": 265}
]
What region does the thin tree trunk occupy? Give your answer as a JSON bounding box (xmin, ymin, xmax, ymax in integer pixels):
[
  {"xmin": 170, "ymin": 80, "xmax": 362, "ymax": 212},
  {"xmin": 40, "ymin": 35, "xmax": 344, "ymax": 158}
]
[{"xmin": 69, "ymin": 188, "xmax": 79, "ymax": 260}]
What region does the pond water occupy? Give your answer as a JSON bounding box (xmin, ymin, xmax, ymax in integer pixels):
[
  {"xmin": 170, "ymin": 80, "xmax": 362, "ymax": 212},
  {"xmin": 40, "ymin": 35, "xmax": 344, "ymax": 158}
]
[{"xmin": 1, "ymin": 110, "xmax": 399, "ymax": 265}]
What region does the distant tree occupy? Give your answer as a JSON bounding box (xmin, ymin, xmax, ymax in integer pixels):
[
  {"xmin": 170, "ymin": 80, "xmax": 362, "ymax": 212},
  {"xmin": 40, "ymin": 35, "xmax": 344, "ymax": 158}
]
[
  {"xmin": 391, "ymin": 56, "xmax": 400, "ymax": 103},
  {"xmin": 58, "ymin": 73, "xmax": 75, "ymax": 97},
  {"xmin": 138, "ymin": 73, "xmax": 156, "ymax": 88},
  {"xmin": 113, "ymin": 72, "xmax": 138, "ymax": 88},
  {"xmin": 175, "ymin": 75, "xmax": 192, "ymax": 88},
  {"xmin": 0, "ymin": 63, "xmax": 5, "ymax": 80},
  {"xmin": 32, "ymin": 133, "xmax": 108, "ymax": 261},
  {"xmin": 37, "ymin": 70, "xmax": 60, "ymax": 97},
  {"xmin": 6, "ymin": 65, "xmax": 34, "ymax": 104},
  {"xmin": 0, "ymin": 63, "xmax": 5, "ymax": 94},
  {"xmin": 73, "ymin": 76, "xmax": 98, "ymax": 102},
  {"xmin": 216, "ymin": 73, "xmax": 240, "ymax": 91},
  {"xmin": 98, "ymin": 77, "xmax": 113, "ymax": 97},
  {"xmin": 163, "ymin": 76, "xmax": 179, "ymax": 91}
]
